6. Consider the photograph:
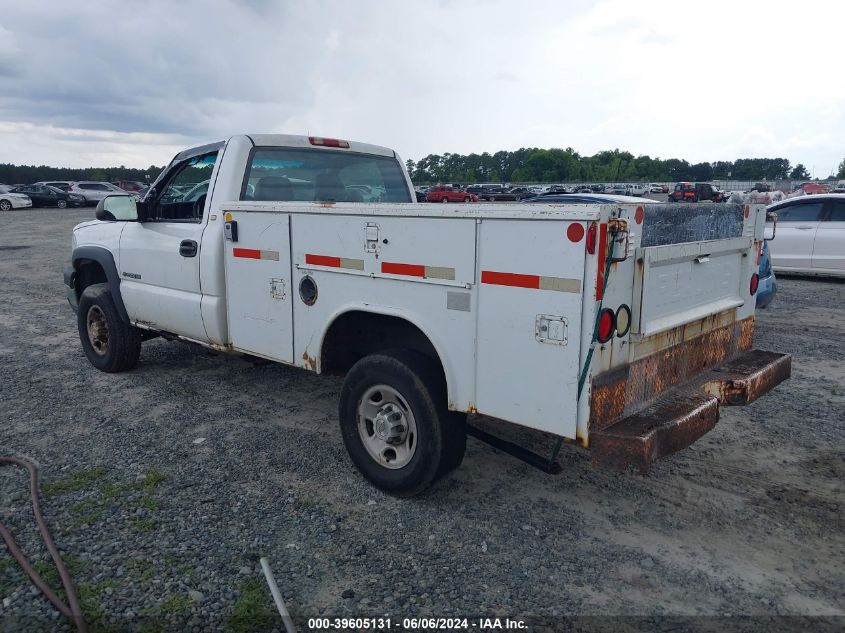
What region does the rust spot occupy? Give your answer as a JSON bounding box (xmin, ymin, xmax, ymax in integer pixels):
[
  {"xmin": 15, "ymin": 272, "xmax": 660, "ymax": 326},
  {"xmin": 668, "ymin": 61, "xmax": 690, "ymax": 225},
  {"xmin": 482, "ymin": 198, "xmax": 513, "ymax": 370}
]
[
  {"xmin": 590, "ymin": 345, "xmax": 791, "ymax": 473},
  {"xmin": 301, "ymin": 351, "xmax": 317, "ymax": 372},
  {"xmin": 590, "ymin": 316, "xmax": 756, "ymax": 432}
]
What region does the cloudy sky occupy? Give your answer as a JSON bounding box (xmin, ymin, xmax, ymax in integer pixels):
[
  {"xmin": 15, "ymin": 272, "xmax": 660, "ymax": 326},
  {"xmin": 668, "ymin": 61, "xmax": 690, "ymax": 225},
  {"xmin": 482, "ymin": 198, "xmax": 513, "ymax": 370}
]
[{"xmin": 0, "ymin": 0, "xmax": 842, "ymax": 174}]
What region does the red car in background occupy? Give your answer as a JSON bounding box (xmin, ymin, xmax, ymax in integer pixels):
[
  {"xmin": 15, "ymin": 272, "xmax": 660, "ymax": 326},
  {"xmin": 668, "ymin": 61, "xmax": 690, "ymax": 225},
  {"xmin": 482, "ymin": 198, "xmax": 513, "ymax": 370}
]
[
  {"xmin": 112, "ymin": 180, "xmax": 146, "ymax": 192},
  {"xmin": 425, "ymin": 185, "xmax": 478, "ymax": 203},
  {"xmin": 792, "ymin": 182, "xmax": 829, "ymax": 195}
]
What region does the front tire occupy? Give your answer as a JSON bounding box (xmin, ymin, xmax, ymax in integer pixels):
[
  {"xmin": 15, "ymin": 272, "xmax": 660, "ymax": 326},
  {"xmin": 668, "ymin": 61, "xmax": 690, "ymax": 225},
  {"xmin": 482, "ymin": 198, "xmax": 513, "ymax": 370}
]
[
  {"xmin": 339, "ymin": 350, "xmax": 463, "ymax": 496},
  {"xmin": 77, "ymin": 283, "xmax": 141, "ymax": 372},
  {"xmin": 0, "ymin": 200, "xmax": 11, "ymax": 211},
  {"xmin": 441, "ymin": 197, "xmax": 449, "ymax": 203}
]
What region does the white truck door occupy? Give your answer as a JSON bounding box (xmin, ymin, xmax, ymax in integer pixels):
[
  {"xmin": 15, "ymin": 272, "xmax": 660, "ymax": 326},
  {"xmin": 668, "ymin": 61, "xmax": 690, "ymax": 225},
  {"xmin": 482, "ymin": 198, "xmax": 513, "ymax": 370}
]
[
  {"xmin": 119, "ymin": 150, "xmax": 220, "ymax": 343},
  {"xmin": 475, "ymin": 219, "xmax": 587, "ymax": 437},
  {"xmin": 223, "ymin": 212, "xmax": 294, "ymax": 363}
]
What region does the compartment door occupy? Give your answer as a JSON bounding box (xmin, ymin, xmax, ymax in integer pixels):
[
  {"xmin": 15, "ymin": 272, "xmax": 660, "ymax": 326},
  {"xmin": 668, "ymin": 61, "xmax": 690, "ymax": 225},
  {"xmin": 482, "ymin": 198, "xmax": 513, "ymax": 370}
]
[
  {"xmin": 475, "ymin": 219, "xmax": 587, "ymax": 437},
  {"xmin": 224, "ymin": 213, "xmax": 293, "ymax": 363}
]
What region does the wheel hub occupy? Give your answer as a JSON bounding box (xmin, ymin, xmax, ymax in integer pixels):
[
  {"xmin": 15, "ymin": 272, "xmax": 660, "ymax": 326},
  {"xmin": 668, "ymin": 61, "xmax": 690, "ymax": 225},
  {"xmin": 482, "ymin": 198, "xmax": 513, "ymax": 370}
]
[
  {"xmin": 357, "ymin": 385, "xmax": 417, "ymax": 469},
  {"xmin": 373, "ymin": 405, "xmax": 406, "ymax": 444},
  {"xmin": 86, "ymin": 306, "xmax": 109, "ymax": 356}
]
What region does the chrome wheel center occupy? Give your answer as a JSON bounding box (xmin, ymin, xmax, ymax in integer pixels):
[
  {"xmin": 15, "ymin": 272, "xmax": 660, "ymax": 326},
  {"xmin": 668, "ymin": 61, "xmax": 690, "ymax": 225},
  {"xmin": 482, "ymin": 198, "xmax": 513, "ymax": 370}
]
[{"xmin": 357, "ymin": 385, "xmax": 417, "ymax": 469}]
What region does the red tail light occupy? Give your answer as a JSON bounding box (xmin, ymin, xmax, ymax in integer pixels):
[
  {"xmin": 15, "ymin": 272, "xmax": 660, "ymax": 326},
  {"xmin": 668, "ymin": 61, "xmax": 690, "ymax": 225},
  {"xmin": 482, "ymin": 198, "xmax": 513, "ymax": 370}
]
[
  {"xmin": 750, "ymin": 273, "xmax": 759, "ymax": 295},
  {"xmin": 597, "ymin": 308, "xmax": 615, "ymax": 343},
  {"xmin": 309, "ymin": 136, "xmax": 349, "ymax": 148},
  {"xmin": 586, "ymin": 222, "xmax": 598, "ymax": 254}
]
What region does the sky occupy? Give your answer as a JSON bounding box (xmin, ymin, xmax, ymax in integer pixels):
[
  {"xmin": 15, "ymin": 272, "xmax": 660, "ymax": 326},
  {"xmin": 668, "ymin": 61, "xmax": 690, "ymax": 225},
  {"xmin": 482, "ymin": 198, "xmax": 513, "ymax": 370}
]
[{"xmin": 0, "ymin": 0, "xmax": 842, "ymax": 175}]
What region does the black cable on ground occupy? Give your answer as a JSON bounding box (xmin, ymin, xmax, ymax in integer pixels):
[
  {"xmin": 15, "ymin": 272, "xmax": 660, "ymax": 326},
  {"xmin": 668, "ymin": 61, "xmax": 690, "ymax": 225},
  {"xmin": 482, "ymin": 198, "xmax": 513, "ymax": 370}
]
[{"xmin": 0, "ymin": 455, "xmax": 89, "ymax": 633}]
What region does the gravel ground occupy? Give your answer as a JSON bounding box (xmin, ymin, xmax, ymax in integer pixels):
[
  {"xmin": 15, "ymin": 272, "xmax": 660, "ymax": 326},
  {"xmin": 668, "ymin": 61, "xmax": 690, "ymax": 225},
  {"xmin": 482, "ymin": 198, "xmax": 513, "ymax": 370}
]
[{"xmin": 0, "ymin": 207, "xmax": 843, "ymax": 632}]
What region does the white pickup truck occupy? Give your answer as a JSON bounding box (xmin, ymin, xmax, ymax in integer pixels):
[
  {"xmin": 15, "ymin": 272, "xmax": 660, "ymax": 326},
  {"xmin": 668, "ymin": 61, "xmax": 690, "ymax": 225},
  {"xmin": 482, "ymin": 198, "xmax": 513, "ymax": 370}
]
[{"xmin": 64, "ymin": 134, "xmax": 791, "ymax": 496}]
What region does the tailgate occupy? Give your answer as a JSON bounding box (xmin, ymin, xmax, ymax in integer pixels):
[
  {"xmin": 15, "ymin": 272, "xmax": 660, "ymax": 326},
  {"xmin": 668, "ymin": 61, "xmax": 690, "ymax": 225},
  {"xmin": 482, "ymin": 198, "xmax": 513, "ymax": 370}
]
[{"xmin": 631, "ymin": 236, "xmax": 752, "ymax": 336}]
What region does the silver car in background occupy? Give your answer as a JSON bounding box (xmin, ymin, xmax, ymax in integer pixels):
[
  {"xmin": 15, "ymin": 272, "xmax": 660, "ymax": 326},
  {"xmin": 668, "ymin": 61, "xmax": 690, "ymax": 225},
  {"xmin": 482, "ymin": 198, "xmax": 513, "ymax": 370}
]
[
  {"xmin": 767, "ymin": 194, "xmax": 845, "ymax": 277},
  {"xmin": 67, "ymin": 181, "xmax": 129, "ymax": 206}
]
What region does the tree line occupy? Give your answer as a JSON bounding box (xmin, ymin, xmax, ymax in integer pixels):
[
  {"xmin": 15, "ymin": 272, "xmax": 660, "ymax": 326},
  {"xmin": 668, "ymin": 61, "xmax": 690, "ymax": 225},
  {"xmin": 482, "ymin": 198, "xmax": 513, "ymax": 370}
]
[
  {"xmin": 405, "ymin": 148, "xmax": 842, "ymax": 184},
  {"xmin": 0, "ymin": 163, "xmax": 165, "ymax": 185}
]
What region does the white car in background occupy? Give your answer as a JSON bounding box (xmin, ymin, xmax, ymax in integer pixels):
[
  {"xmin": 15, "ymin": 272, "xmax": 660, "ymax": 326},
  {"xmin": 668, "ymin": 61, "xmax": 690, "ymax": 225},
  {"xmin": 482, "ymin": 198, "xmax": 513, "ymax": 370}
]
[
  {"xmin": 649, "ymin": 183, "xmax": 664, "ymax": 193},
  {"xmin": 767, "ymin": 194, "xmax": 845, "ymax": 277},
  {"xmin": 67, "ymin": 181, "xmax": 129, "ymax": 206},
  {"xmin": 626, "ymin": 183, "xmax": 647, "ymax": 196},
  {"xmin": 0, "ymin": 185, "xmax": 33, "ymax": 210}
]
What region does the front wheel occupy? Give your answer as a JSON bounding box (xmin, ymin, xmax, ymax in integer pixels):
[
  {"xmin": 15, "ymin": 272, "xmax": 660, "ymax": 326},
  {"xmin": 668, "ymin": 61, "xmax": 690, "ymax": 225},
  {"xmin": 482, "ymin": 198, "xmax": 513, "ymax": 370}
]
[
  {"xmin": 339, "ymin": 350, "xmax": 464, "ymax": 496},
  {"xmin": 441, "ymin": 197, "xmax": 449, "ymax": 203},
  {"xmin": 0, "ymin": 200, "xmax": 11, "ymax": 211},
  {"xmin": 77, "ymin": 283, "xmax": 142, "ymax": 372}
]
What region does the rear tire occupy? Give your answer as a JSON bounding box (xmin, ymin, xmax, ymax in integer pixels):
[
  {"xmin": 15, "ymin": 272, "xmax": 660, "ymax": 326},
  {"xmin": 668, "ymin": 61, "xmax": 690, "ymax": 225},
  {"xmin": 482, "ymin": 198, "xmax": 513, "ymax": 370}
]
[
  {"xmin": 339, "ymin": 350, "xmax": 463, "ymax": 496},
  {"xmin": 77, "ymin": 283, "xmax": 141, "ymax": 372},
  {"xmin": 0, "ymin": 200, "xmax": 11, "ymax": 211},
  {"xmin": 463, "ymin": 197, "xmax": 471, "ymax": 203},
  {"xmin": 441, "ymin": 197, "xmax": 449, "ymax": 203},
  {"xmin": 57, "ymin": 199, "xmax": 68, "ymax": 209}
]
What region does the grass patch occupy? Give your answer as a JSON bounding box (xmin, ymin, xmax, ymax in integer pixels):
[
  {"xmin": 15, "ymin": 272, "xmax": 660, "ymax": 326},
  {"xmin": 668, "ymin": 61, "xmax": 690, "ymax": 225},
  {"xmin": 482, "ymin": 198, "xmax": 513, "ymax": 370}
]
[
  {"xmin": 158, "ymin": 592, "xmax": 192, "ymax": 616},
  {"xmin": 227, "ymin": 579, "xmax": 277, "ymax": 633},
  {"xmin": 126, "ymin": 558, "xmax": 157, "ymax": 583},
  {"xmin": 41, "ymin": 467, "xmax": 108, "ymax": 497},
  {"xmin": 295, "ymin": 494, "xmax": 320, "ymax": 509},
  {"xmin": 128, "ymin": 517, "xmax": 158, "ymax": 533}
]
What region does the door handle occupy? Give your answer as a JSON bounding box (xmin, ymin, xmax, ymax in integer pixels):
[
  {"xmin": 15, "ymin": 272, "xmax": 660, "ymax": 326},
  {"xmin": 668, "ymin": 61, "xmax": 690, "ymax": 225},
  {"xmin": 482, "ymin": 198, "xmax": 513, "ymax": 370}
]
[
  {"xmin": 797, "ymin": 225, "xmax": 814, "ymax": 230},
  {"xmin": 179, "ymin": 239, "xmax": 198, "ymax": 257}
]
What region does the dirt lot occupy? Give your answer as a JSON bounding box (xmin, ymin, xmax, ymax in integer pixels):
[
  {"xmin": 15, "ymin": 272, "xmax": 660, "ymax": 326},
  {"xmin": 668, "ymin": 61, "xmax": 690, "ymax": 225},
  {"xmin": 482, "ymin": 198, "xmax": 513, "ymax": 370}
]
[{"xmin": 1, "ymin": 207, "xmax": 843, "ymax": 632}]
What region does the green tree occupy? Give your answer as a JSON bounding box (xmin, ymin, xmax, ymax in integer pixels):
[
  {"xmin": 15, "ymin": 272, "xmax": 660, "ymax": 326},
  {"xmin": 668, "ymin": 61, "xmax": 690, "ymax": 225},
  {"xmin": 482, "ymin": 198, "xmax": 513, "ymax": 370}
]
[
  {"xmin": 837, "ymin": 157, "xmax": 845, "ymax": 179},
  {"xmin": 789, "ymin": 164, "xmax": 810, "ymax": 180}
]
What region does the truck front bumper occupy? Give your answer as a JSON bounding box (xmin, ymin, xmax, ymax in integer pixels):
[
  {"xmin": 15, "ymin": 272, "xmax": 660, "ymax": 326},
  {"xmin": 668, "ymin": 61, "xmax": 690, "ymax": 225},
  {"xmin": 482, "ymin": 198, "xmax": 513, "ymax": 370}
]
[
  {"xmin": 63, "ymin": 265, "xmax": 78, "ymax": 313},
  {"xmin": 590, "ymin": 349, "xmax": 791, "ymax": 473}
]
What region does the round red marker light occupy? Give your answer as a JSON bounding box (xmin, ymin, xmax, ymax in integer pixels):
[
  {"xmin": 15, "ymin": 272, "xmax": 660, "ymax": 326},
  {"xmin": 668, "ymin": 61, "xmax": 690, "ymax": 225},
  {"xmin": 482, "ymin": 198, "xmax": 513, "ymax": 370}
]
[
  {"xmin": 567, "ymin": 223, "xmax": 585, "ymax": 242},
  {"xmin": 597, "ymin": 308, "xmax": 615, "ymax": 344},
  {"xmin": 635, "ymin": 206, "xmax": 644, "ymax": 224},
  {"xmin": 750, "ymin": 273, "xmax": 759, "ymax": 295}
]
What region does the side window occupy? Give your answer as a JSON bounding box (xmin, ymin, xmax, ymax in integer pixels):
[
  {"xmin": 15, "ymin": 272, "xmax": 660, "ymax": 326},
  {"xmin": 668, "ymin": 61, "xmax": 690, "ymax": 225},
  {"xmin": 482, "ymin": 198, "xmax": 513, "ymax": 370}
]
[
  {"xmin": 776, "ymin": 202, "xmax": 824, "ymax": 222},
  {"xmin": 154, "ymin": 152, "xmax": 218, "ymax": 221},
  {"xmin": 826, "ymin": 200, "xmax": 845, "ymax": 222}
]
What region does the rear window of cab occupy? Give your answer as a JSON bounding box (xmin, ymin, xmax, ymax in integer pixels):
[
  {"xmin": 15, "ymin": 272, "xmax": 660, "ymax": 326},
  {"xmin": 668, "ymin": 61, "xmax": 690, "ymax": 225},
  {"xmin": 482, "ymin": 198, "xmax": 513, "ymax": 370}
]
[{"xmin": 241, "ymin": 148, "xmax": 411, "ymax": 203}]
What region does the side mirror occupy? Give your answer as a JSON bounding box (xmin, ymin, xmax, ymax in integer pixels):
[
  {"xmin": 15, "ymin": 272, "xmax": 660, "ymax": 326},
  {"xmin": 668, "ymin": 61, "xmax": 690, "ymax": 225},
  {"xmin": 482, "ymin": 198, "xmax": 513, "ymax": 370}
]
[
  {"xmin": 764, "ymin": 211, "xmax": 778, "ymax": 241},
  {"xmin": 96, "ymin": 195, "xmax": 138, "ymax": 222}
]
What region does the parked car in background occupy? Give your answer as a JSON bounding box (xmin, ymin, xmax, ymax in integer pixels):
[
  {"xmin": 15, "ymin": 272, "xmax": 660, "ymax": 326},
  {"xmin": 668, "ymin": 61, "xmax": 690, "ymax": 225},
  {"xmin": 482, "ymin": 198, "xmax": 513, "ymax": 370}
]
[
  {"xmin": 67, "ymin": 181, "xmax": 129, "ymax": 205},
  {"xmin": 649, "ymin": 183, "xmax": 665, "ymax": 193},
  {"xmin": 425, "ymin": 185, "xmax": 477, "ymax": 203},
  {"xmin": 626, "ymin": 183, "xmax": 647, "ymax": 196},
  {"xmin": 35, "ymin": 181, "xmax": 75, "ymax": 192},
  {"xmin": 522, "ymin": 193, "xmax": 649, "ymax": 204},
  {"xmin": 608, "ymin": 184, "xmax": 627, "ymax": 195},
  {"xmin": 414, "ymin": 187, "xmax": 429, "ymax": 202},
  {"xmin": 669, "ymin": 182, "xmax": 723, "ymax": 202},
  {"xmin": 0, "ymin": 185, "xmax": 33, "ymax": 210},
  {"xmin": 10, "ymin": 184, "xmax": 86, "ymax": 208},
  {"xmin": 756, "ymin": 240, "xmax": 777, "ymax": 309},
  {"xmin": 112, "ymin": 180, "xmax": 146, "ymax": 192},
  {"xmin": 791, "ymin": 182, "xmax": 829, "ymax": 196},
  {"xmin": 766, "ymin": 194, "xmax": 845, "ymax": 277},
  {"xmin": 589, "ymin": 184, "xmax": 605, "ymax": 192}
]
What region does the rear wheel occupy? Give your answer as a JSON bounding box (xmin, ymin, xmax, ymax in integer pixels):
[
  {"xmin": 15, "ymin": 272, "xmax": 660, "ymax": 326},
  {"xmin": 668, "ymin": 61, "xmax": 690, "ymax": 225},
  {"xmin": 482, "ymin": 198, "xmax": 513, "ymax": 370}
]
[
  {"xmin": 339, "ymin": 350, "xmax": 464, "ymax": 496},
  {"xmin": 441, "ymin": 197, "xmax": 449, "ymax": 203},
  {"xmin": 463, "ymin": 197, "xmax": 471, "ymax": 203},
  {"xmin": 0, "ymin": 200, "xmax": 11, "ymax": 211},
  {"xmin": 77, "ymin": 283, "xmax": 141, "ymax": 372},
  {"xmin": 57, "ymin": 199, "xmax": 68, "ymax": 209}
]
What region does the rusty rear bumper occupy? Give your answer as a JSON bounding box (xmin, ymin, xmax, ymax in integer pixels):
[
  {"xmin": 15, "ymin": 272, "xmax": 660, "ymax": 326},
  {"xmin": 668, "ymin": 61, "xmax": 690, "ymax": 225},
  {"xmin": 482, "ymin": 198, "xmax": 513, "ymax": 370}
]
[{"xmin": 591, "ymin": 349, "xmax": 791, "ymax": 473}]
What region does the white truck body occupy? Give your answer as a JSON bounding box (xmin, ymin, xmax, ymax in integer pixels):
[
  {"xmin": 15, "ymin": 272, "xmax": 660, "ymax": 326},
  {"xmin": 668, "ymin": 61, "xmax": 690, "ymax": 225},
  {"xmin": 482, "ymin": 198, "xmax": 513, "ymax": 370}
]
[{"xmin": 66, "ymin": 134, "xmax": 790, "ymax": 493}]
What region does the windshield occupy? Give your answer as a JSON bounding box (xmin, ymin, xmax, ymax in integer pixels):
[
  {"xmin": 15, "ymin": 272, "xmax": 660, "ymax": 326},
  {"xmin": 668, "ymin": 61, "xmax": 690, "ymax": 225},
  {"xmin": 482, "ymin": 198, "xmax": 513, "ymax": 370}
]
[{"xmin": 241, "ymin": 148, "xmax": 411, "ymax": 203}]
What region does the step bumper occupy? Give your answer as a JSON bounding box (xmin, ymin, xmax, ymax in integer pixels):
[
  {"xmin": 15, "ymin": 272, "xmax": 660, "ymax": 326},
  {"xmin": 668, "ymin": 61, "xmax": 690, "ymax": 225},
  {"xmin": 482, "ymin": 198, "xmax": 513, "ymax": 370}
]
[{"xmin": 591, "ymin": 350, "xmax": 791, "ymax": 473}]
